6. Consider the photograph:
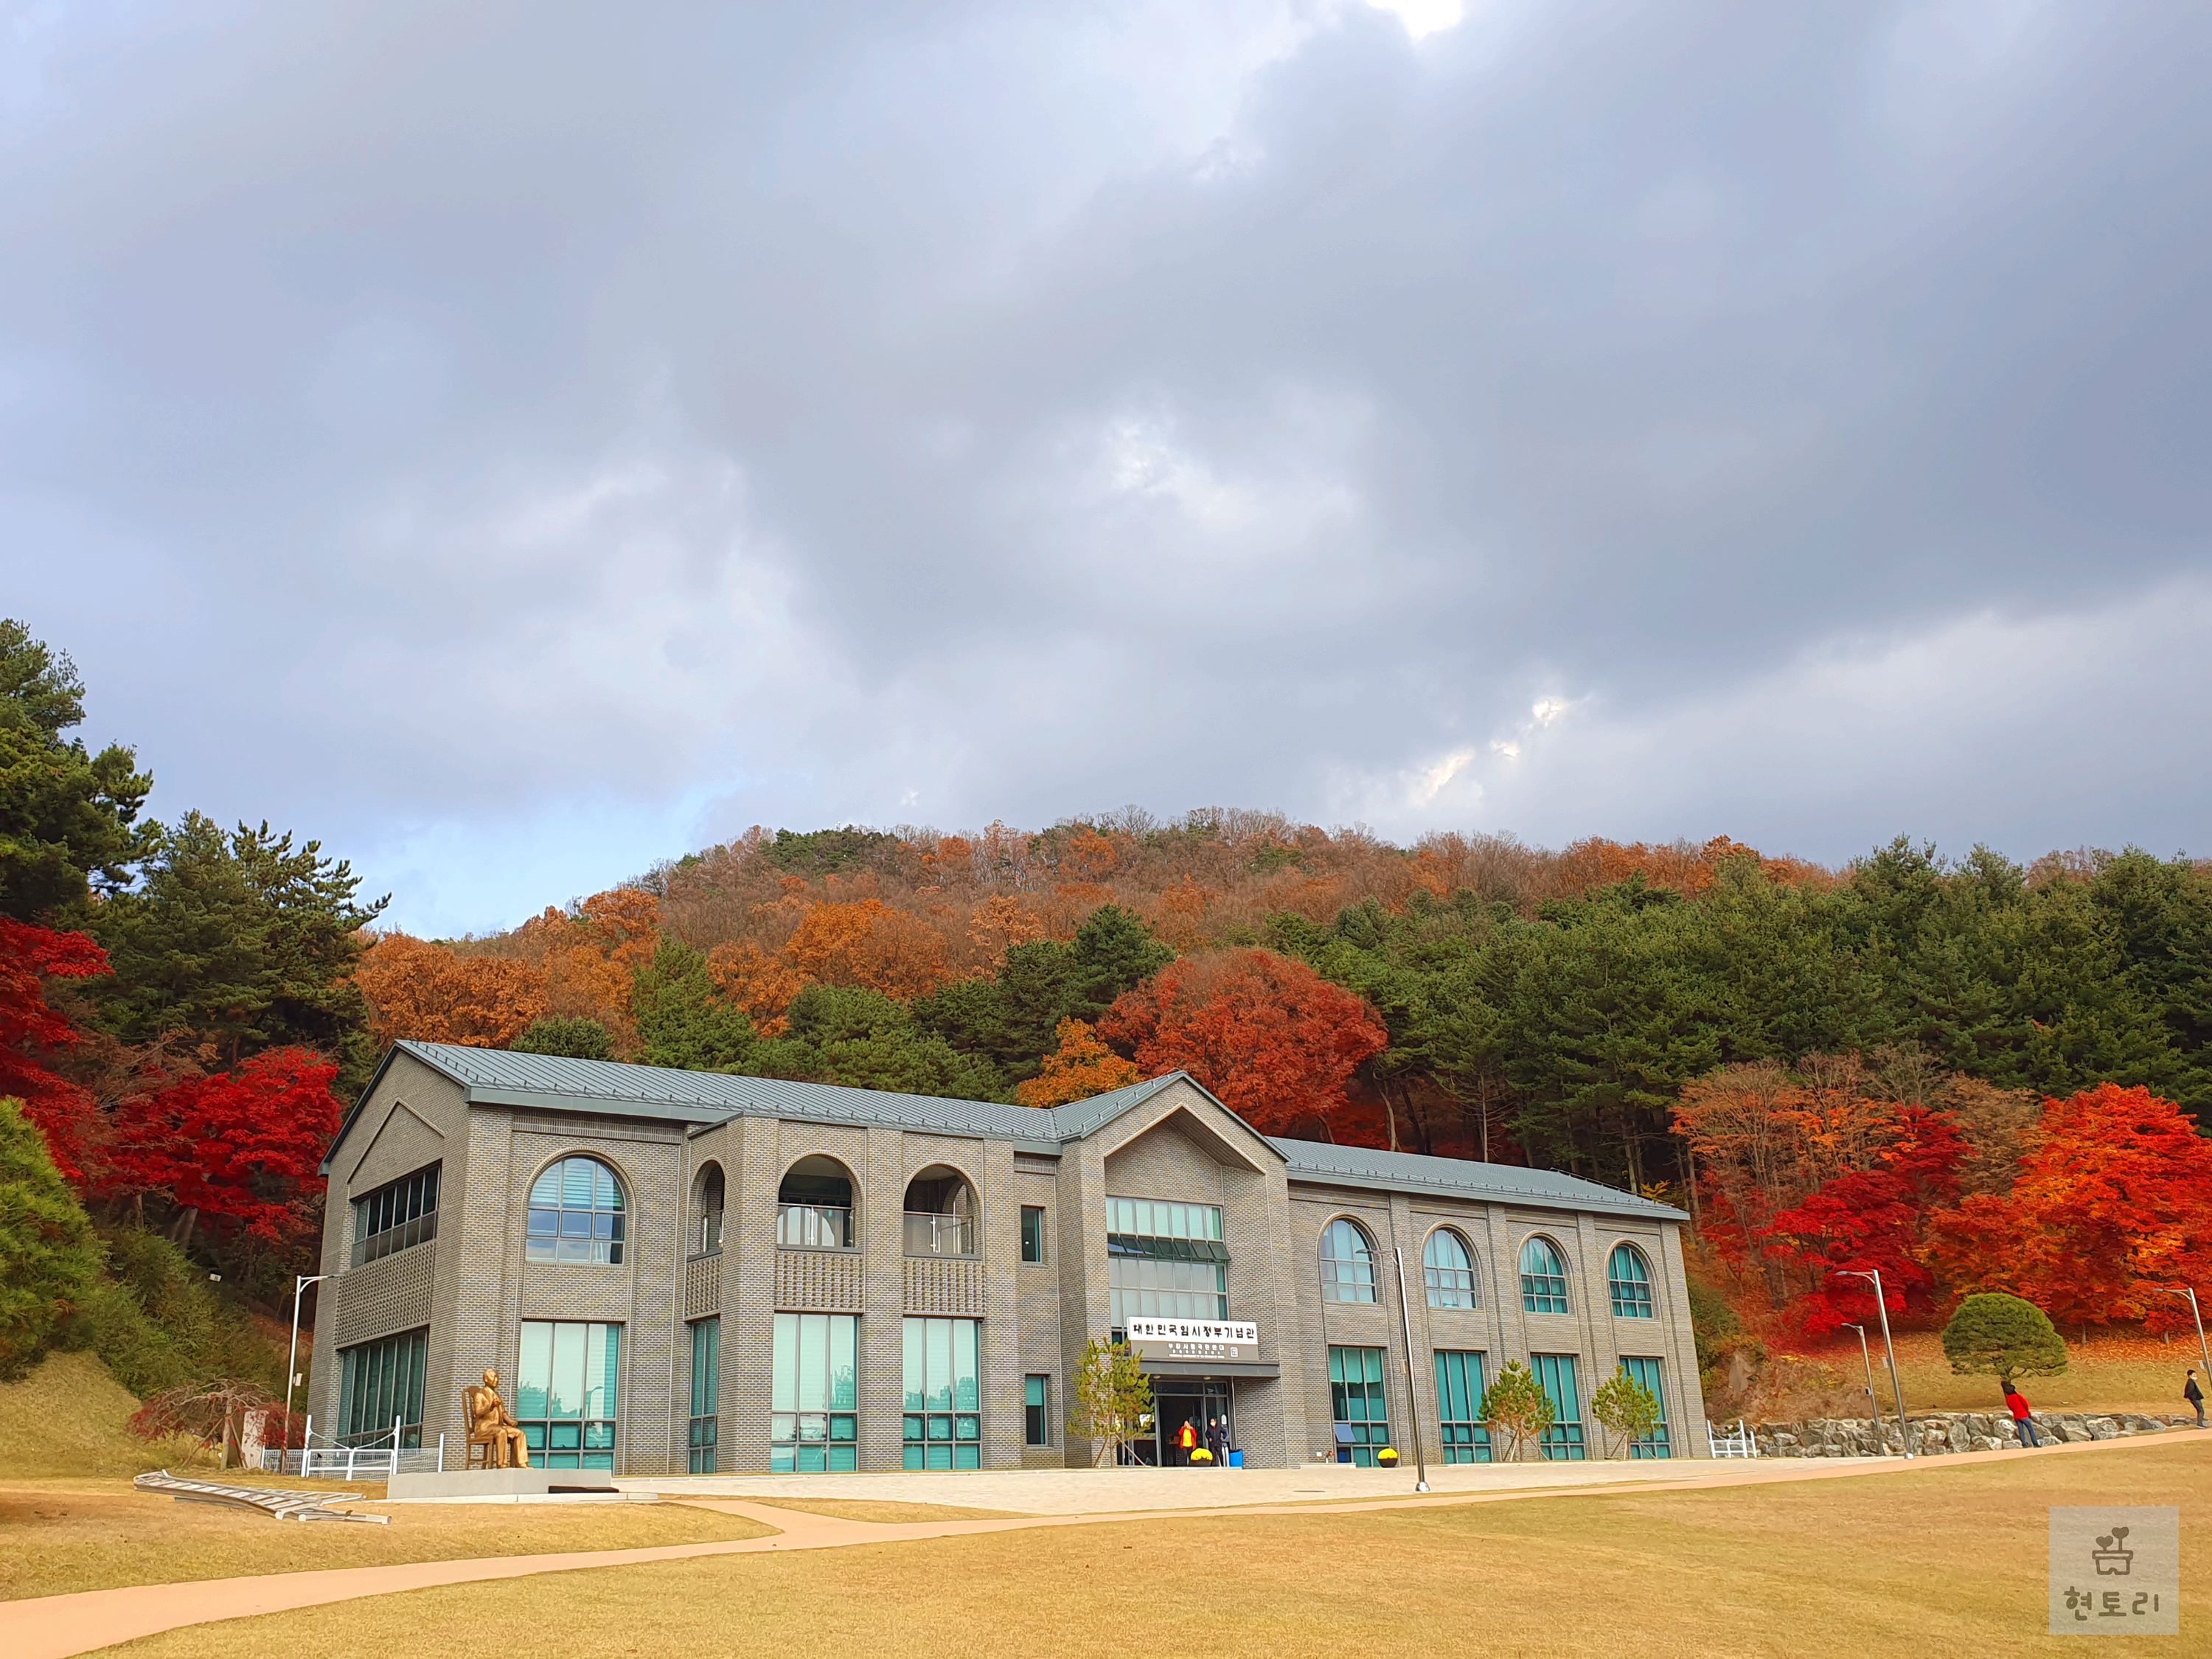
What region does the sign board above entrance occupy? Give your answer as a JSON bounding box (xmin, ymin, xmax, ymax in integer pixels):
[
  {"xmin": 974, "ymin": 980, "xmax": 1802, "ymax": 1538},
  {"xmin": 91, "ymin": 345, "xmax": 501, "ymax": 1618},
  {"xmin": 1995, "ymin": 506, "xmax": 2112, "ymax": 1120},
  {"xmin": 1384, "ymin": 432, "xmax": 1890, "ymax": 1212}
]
[{"xmin": 1127, "ymin": 1318, "xmax": 1260, "ymax": 1364}]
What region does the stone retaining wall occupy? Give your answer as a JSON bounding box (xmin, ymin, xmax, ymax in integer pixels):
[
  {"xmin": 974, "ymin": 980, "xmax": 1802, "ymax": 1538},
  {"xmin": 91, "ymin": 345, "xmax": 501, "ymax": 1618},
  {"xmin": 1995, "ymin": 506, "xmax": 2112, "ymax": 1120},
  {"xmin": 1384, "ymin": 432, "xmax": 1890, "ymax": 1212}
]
[{"xmin": 1739, "ymin": 1410, "xmax": 2197, "ymax": 1458}]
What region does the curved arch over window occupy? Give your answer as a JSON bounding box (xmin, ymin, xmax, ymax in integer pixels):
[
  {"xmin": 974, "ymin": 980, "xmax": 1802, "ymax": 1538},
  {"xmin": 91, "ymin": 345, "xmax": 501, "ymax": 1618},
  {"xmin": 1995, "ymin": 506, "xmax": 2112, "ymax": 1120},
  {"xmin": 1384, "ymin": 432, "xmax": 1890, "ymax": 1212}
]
[
  {"xmin": 1423, "ymin": 1228, "xmax": 1479, "ymax": 1310},
  {"xmin": 528, "ymin": 1157, "xmax": 626, "ymax": 1265},
  {"xmin": 903, "ymin": 1164, "xmax": 976, "ymax": 1257},
  {"xmin": 779, "ymin": 1155, "xmax": 857, "ymax": 1249},
  {"xmin": 1321, "ymin": 1218, "xmax": 1378, "ymax": 1304},
  {"xmin": 1519, "ymin": 1236, "xmax": 1569, "ymax": 1315},
  {"xmin": 693, "ymin": 1162, "xmax": 725, "ymax": 1257},
  {"xmin": 1607, "ymin": 1242, "xmax": 1655, "ymax": 1318}
]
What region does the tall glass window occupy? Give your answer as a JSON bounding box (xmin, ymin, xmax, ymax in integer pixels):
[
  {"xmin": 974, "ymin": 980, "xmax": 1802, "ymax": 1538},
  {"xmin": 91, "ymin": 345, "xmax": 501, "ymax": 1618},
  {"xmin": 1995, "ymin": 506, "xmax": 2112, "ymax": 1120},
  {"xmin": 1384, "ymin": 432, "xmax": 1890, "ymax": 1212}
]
[
  {"xmin": 526, "ymin": 1158, "xmax": 626, "ymax": 1265},
  {"xmin": 773, "ymin": 1312, "xmax": 858, "ymax": 1472},
  {"xmin": 1024, "ymin": 1375, "xmax": 1050, "ymax": 1447},
  {"xmin": 1020, "ymin": 1206, "xmax": 1046, "ymax": 1263},
  {"xmin": 1531, "ymin": 1353, "xmax": 1585, "ymax": 1461},
  {"xmin": 1520, "ymin": 1237, "xmax": 1570, "ymax": 1315},
  {"xmin": 1107, "ymin": 1196, "xmax": 1228, "ymax": 1330},
  {"xmin": 1321, "ymin": 1219, "xmax": 1378, "ymax": 1304},
  {"xmin": 352, "ymin": 1166, "xmax": 439, "ymax": 1267},
  {"xmin": 1608, "ymin": 1244, "xmax": 1655, "ymax": 1318},
  {"xmin": 688, "ymin": 1318, "xmax": 720, "ymax": 1474},
  {"xmin": 1433, "ymin": 1349, "xmax": 1492, "ymax": 1464},
  {"xmin": 336, "ymin": 1327, "xmax": 428, "ymax": 1447},
  {"xmin": 516, "ymin": 1321, "xmax": 622, "ymax": 1469},
  {"xmin": 1423, "ymin": 1229, "xmax": 1478, "ymax": 1310},
  {"xmin": 903, "ymin": 1316, "xmax": 981, "ymax": 1470},
  {"xmin": 1620, "ymin": 1356, "xmax": 1671, "ymax": 1458},
  {"xmin": 1328, "ymin": 1345, "xmax": 1391, "ymax": 1466}
]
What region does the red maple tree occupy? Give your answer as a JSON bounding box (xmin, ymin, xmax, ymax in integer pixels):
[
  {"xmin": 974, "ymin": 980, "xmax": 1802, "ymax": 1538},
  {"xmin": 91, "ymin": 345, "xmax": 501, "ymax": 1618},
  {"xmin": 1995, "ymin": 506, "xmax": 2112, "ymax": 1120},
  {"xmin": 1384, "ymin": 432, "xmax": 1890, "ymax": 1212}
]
[
  {"xmin": 1928, "ymin": 1082, "xmax": 2212, "ymax": 1330},
  {"xmin": 1098, "ymin": 949, "xmax": 1387, "ymax": 1138},
  {"xmin": 0, "ymin": 917, "xmax": 111, "ymax": 1181},
  {"xmin": 103, "ymin": 1047, "xmax": 344, "ymax": 1247},
  {"xmin": 1758, "ymin": 1105, "xmax": 1965, "ymax": 1335}
]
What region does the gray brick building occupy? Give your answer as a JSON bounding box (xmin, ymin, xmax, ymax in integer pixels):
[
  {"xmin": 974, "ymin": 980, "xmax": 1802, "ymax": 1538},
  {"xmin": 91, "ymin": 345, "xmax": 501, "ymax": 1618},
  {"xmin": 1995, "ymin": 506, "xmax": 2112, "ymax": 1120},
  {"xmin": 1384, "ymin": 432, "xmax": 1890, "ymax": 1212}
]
[{"xmin": 310, "ymin": 1041, "xmax": 1706, "ymax": 1472}]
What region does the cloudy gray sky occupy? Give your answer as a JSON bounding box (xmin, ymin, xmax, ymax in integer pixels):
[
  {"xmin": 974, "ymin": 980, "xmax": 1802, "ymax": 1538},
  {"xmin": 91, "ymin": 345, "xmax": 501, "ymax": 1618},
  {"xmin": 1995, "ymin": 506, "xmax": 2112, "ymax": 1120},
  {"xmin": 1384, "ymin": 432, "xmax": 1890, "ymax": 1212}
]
[{"xmin": 7, "ymin": 0, "xmax": 2208, "ymax": 935}]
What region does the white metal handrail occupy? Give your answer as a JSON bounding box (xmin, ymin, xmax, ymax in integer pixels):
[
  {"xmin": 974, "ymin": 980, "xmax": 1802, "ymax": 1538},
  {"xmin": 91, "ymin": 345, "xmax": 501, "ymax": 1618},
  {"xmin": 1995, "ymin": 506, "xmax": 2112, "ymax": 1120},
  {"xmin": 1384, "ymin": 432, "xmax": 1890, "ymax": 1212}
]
[{"xmin": 1707, "ymin": 1419, "xmax": 1759, "ymax": 1458}]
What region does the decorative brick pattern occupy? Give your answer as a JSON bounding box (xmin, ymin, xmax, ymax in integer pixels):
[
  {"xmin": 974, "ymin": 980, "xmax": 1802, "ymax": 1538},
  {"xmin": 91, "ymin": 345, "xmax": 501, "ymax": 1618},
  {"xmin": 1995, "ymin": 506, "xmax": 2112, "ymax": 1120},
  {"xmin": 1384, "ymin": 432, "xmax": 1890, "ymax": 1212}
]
[
  {"xmin": 685, "ymin": 1252, "xmax": 721, "ymax": 1320},
  {"xmin": 902, "ymin": 1254, "xmax": 984, "ymax": 1315},
  {"xmin": 333, "ymin": 1239, "xmax": 437, "ymax": 1347},
  {"xmin": 775, "ymin": 1248, "xmax": 866, "ymax": 1312}
]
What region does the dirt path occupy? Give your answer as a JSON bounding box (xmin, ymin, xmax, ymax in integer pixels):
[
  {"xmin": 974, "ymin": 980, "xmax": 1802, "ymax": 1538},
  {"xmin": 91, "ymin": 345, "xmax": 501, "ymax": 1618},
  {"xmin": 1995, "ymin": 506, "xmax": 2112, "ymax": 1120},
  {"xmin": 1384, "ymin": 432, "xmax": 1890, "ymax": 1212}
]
[{"xmin": 4, "ymin": 1431, "xmax": 2201, "ymax": 1659}]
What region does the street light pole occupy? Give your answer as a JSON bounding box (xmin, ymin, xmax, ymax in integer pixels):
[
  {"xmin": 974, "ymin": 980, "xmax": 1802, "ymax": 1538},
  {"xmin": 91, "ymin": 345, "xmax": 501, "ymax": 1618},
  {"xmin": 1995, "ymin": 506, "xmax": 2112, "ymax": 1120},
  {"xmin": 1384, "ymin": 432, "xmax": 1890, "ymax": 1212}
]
[
  {"xmin": 285, "ymin": 1274, "xmax": 330, "ymax": 1462},
  {"xmin": 1392, "ymin": 1248, "xmax": 1431, "ymax": 1492},
  {"xmin": 1837, "ymin": 1269, "xmax": 1911, "ymax": 1458},
  {"xmin": 2157, "ymin": 1287, "xmax": 2212, "ymax": 1414},
  {"xmin": 1840, "ymin": 1322, "xmax": 1886, "ymax": 1452}
]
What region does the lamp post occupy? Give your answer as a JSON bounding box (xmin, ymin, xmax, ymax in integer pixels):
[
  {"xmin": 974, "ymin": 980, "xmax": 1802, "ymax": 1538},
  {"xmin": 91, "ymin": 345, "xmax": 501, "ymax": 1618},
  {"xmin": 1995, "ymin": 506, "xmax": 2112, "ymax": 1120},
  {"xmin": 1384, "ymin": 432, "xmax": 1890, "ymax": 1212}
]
[
  {"xmin": 285, "ymin": 1273, "xmax": 330, "ymax": 1463},
  {"xmin": 1836, "ymin": 1269, "xmax": 1911, "ymax": 1458},
  {"xmin": 1391, "ymin": 1247, "xmax": 1431, "ymax": 1492},
  {"xmin": 2157, "ymin": 1287, "xmax": 2212, "ymax": 1415},
  {"xmin": 1840, "ymin": 1322, "xmax": 1888, "ymax": 1453}
]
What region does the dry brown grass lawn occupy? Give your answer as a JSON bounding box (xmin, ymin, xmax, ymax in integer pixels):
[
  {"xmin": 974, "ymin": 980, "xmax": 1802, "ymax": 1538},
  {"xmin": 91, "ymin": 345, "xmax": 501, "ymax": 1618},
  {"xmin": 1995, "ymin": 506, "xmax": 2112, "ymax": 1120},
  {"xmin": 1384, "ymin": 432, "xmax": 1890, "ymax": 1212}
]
[
  {"xmin": 104, "ymin": 1442, "xmax": 2212, "ymax": 1659},
  {"xmin": 739, "ymin": 1497, "xmax": 1031, "ymax": 1522},
  {"xmin": 0, "ymin": 1481, "xmax": 773, "ymax": 1601}
]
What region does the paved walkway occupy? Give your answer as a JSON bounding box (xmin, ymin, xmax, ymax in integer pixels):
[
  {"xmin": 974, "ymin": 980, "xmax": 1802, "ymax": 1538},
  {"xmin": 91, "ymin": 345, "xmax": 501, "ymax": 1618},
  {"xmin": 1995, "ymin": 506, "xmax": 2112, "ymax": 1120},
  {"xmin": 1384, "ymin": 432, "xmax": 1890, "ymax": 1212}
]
[{"xmin": 5, "ymin": 1431, "xmax": 2202, "ymax": 1659}]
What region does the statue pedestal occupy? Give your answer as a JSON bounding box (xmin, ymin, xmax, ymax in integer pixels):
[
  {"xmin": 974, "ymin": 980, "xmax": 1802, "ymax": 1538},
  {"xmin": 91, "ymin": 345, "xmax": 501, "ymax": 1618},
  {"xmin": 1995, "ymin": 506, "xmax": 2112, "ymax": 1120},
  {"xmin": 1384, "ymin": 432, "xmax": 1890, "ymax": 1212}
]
[{"xmin": 386, "ymin": 1468, "xmax": 631, "ymax": 1503}]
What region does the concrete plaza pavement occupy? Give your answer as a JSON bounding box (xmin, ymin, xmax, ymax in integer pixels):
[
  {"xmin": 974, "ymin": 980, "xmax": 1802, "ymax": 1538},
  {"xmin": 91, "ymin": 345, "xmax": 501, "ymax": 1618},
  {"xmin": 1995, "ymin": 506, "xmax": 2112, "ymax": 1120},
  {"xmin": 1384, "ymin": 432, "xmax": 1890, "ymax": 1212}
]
[{"xmin": 612, "ymin": 1452, "xmax": 1862, "ymax": 1513}]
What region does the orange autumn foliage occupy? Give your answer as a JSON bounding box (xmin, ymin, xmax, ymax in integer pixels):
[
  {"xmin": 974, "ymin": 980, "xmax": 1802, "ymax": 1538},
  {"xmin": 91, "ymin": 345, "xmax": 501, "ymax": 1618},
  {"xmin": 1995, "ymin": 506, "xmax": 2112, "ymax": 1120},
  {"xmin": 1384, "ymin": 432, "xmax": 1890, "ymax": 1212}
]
[
  {"xmin": 352, "ymin": 933, "xmax": 549, "ymax": 1048},
  {"xmin": 706, "ymin": 940, "xmax": 812, "ymax": 1036},
  {"xmin": 1015, "ymin": 1019, "xmax": 1141, "ymax": 1107},
  {"xmin": 1927, "ymin": 1083, "xmax": 2212, "ymax": 1330},
  {"xmin": 782, "ymin": 899, "xmax": 956, "ymax": 1001},
  {"xmin": 1099, "ymin": 949, "xmax": 1387, "ymax": 1138},
  {"xmin": 967, "ymin": 894, "xmax": 1048, "ymax": 967}
]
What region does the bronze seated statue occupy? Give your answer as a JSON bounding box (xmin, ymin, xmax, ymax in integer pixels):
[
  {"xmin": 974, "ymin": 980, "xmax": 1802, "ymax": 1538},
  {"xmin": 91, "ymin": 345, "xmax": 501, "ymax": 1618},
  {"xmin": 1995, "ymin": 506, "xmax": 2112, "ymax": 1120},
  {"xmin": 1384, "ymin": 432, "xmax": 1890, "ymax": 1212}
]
[{"xmin": 463, "ymin": 1368, "xmax": 531, "ymax": 1470}]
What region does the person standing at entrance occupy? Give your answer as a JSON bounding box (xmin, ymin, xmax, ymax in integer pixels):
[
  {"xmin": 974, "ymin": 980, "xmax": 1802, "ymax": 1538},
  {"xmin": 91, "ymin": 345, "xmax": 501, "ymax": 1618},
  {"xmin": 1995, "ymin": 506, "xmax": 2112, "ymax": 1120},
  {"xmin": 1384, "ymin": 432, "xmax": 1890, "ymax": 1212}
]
[
  {"xmin": 1175, "ymin": 1419, "xmax": 1197, "ymax": 1467},
  {"xmin": 2187, "ymin": 1369, "xmax": 2205, "ymax": 1428},
  {"xmin": 1205, "ymin": 1417, "xmax": 1225, "ymax": 1467},
  {"xmin": 2005, "ymin": 1385, "xmax": 2042, "ymax": 1447}
]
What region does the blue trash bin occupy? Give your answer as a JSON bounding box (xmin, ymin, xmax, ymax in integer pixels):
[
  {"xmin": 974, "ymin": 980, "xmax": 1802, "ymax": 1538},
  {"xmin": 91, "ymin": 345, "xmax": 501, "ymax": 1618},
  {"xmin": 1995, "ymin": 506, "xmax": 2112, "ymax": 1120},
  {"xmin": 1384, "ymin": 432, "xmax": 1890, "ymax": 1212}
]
[{"xmin": 1228, "ymin": 1449, "xmax": 1245, "ymax": 1469}]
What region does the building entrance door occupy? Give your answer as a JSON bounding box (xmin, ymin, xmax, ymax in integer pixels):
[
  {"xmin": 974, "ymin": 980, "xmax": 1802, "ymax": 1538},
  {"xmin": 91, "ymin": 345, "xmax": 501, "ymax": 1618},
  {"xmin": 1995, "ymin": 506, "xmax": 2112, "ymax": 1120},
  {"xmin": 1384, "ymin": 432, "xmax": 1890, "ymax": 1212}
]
[{"xmin": 1151, "ymin": 1381, "xmax": 1234, "ymax": 1467}]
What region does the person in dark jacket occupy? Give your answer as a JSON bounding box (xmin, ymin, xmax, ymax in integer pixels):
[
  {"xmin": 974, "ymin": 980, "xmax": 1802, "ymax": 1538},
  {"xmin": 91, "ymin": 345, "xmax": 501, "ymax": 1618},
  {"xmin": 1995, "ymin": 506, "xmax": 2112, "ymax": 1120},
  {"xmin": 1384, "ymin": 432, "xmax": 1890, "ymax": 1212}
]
[
  {"xmin": 2005, "ymin": 1385, "xmax": 2042, "ymax": 1447},
  {"xmin": 1205, "ymin": 1416, "xmax": 1226, "ymax": 1467},
  {"xmin": 2187, "ymin": 1370, "xmax": 2205, "ymax": 1429}
]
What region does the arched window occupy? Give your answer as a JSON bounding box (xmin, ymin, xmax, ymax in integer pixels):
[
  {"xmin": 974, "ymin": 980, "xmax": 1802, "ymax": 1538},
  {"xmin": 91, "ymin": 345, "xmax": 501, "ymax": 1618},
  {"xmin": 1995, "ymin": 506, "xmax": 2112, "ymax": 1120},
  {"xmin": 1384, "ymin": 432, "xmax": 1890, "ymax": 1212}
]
[
  {"xmin": 1608, "ymin": 1243, "xmax": 1655, "ymax": 1318},
  {"xmin": 1321, "ymin": 1219, "xmax": 1378, "ymax": 1304},
  {"xmin": 779, "ymin": 1156, "xmax": 856, "ymax": 1249},
  {"xmin": 1423, "ymin": 1229, "xmax": 1479, "ymax": 1310},
  {"xmin": 527, "ymin": 1157, "xmax": 626, "ymax": 1265},
  {"xmin": 903, "ymin": 1165, "xmax": 976, "ymax": 1257},
  {"xmin": 694, "ymin": 1164, "xmax": 725, "ymax": 1258},
  {"xmin": 1519, "ymin": 1236, "xmax": 1569, "ymax": 1315}
]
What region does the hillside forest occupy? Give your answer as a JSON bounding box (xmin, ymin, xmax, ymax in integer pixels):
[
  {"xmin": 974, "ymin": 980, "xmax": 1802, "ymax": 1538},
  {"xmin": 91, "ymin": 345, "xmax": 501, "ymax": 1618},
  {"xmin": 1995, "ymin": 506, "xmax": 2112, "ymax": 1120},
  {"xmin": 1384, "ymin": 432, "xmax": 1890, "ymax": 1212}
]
[{"xmin": 7, "ymin": 615, "xmax": 2212, "ymax": 1418}]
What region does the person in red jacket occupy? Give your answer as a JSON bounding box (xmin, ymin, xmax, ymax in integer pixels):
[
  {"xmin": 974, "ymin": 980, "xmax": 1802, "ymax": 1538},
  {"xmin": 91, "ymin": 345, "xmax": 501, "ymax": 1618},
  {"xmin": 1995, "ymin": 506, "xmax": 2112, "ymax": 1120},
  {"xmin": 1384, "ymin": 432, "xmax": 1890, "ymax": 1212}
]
[{"xmin": 2005, "ymin": 1385, "xmax": 2042, "ymax": 1447}]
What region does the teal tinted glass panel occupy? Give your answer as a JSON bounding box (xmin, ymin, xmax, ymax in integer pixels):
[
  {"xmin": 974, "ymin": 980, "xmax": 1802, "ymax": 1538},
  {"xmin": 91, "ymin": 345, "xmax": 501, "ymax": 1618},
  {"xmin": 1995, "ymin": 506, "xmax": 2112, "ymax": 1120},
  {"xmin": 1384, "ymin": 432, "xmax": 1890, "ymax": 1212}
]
[
  {"xmin": 336, "ymin": 1327, "xmax": 428, "ymax": 1446},
  {"xmin": 688, "ymin": 1318, "xmax": 719, "ymax": 1474},
  {"xmin": 1520, "ymin": 1237, "xmax": 1570, "ymax": 1315},
  {"xmin": 1608, "ymin": 1245, "xmax": 1655, "ymax": 1318},
  {"xmin": 1531, "ymin": 1353, "xmax": 1585, "ymax": 1461},
  {"xmin": 772, "ymin": 1313, "xmax": 860, "ymax": 1472},
  {"xmin": 1105, "ymin": 1198, "xmax": 1222, "ymax": 1242},
  {"xmin": 902, "ymin": 1317, "xmax": 981, "ymax": 1468},
  {"xmin": 1620, "ymin": 1356, "xmax": 1671, "ymax": 1458},
  {"xmin": 1433, "ymin": 1349, "xmax": 1492, "ymax": 1464},
  {"xmin": 518, "ymin": 1321, "xmax": 620, "ymax": 1470},
  {"xmin": 1327, "ymin": 1345, "xmax": 1391, "ymax": 1466}
]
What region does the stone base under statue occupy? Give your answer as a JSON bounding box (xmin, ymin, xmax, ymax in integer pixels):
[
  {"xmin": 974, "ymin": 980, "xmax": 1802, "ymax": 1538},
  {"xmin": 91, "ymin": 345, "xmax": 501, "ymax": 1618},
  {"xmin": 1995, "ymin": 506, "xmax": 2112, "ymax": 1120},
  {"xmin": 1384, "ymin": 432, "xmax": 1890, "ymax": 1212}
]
[{"xmin": 385, "ymin": 1468, "xmax": 647, "ymax": 1504}]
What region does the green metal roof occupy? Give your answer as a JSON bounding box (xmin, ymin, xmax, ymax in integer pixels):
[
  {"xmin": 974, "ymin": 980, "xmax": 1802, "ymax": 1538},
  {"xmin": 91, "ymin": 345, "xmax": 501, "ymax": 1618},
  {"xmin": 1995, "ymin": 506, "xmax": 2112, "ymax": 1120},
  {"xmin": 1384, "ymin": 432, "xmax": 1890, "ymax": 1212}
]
[{"xmin": 1269, "ymin": 1137, "xmax": 1686, "ymax": 1221}]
